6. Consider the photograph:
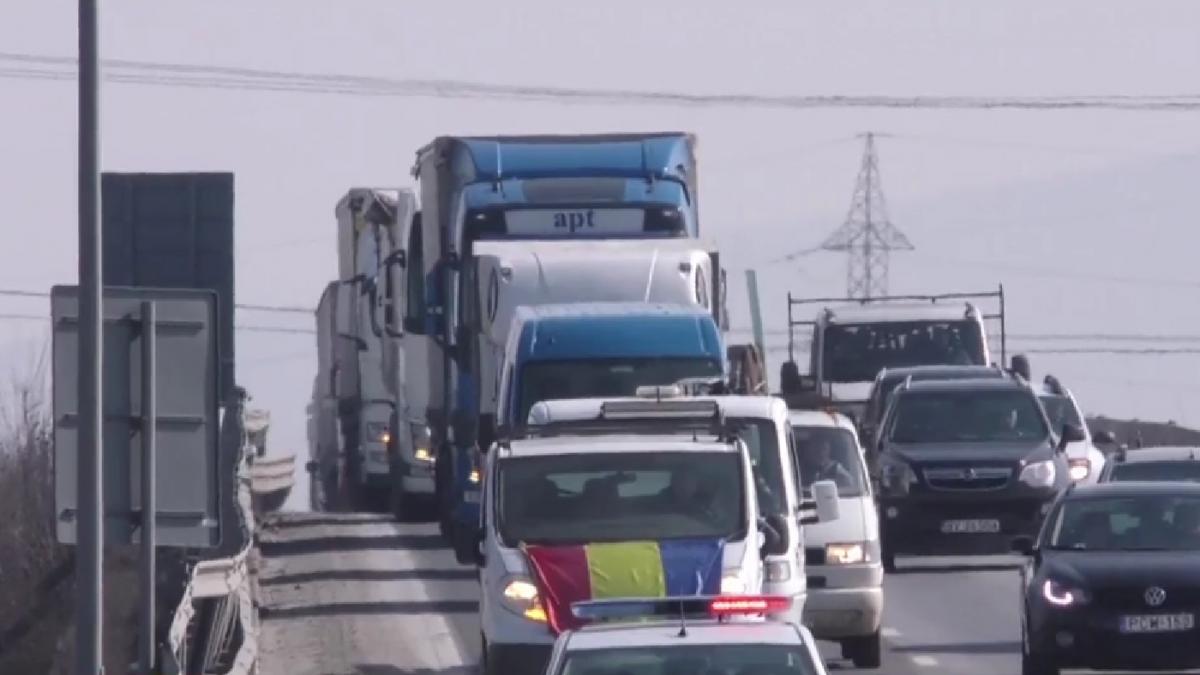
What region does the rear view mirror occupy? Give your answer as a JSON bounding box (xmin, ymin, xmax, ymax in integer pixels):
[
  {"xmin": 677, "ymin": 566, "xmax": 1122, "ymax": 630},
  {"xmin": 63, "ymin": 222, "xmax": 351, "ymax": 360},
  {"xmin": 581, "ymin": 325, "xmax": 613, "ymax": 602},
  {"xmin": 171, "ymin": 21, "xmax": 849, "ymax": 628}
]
[
  {"xmin": 759, "ymin": 514, "xmax": 790, "ymax": 558},
  {"xmin": 811, "ymin": 480, "xmax": 840, "ymax": 523},
  {"xmin": 1010, "ymin": 535, "xmax": 1035, "ymax": 556},
  {"xmin": 1058, "ymin": 424, "xmax": 1086, "ymax": 451}
]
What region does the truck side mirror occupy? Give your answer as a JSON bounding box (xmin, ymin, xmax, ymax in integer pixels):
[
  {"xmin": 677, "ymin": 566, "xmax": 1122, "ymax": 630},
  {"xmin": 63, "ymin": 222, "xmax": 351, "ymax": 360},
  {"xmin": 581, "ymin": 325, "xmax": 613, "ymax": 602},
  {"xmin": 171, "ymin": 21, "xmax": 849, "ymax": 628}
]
[{"xmin": 1058, "ymin": 424, "xmax": 1086, "ymax": 452}]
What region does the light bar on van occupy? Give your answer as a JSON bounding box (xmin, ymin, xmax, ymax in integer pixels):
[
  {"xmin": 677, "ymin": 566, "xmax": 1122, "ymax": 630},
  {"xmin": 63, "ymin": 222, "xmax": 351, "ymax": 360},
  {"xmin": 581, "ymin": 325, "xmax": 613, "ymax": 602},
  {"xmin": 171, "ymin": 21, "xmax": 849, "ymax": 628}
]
[
  {"xmin": 570, "ymin": 595, "xmax": 792, "ymax": 622},
  {"xmin": 634, "ymin": 385, "xmax": 684, "ymax": 400},
  {"xmin": 600, "ymin": 398, "xmax": 719, "ymax": 420}
]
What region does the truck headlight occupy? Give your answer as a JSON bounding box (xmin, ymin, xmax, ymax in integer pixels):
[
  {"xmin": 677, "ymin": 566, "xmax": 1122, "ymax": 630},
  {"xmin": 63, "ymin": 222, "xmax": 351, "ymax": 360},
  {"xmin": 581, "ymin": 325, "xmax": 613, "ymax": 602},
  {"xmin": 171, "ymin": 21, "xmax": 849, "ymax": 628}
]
[
  {"xmin": 1020, "ymin": 460, "xmax": 1057, "ymax": 488},
  {"xmin": 501, "ymin": 578, "xmax": 547, "ymax": 623},
  {"xmin": 1068, "ymin": 459, "xmax": 1090, "ymax": 481},
  {"xmin": 825, "ymin": 542, "xmax": 866, "ymax": 565}
]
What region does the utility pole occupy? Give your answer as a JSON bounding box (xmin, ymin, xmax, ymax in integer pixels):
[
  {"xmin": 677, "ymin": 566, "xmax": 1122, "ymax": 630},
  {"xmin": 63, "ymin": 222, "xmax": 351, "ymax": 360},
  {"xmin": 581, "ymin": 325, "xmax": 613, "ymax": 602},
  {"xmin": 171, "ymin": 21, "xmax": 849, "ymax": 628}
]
[
  {"xmin": 819, "ymin": 132, "xmax": 913, "ymax": 299},
  {"xmin": 76, "ymin": 0, "xmax": 104, "ymax": 673}
]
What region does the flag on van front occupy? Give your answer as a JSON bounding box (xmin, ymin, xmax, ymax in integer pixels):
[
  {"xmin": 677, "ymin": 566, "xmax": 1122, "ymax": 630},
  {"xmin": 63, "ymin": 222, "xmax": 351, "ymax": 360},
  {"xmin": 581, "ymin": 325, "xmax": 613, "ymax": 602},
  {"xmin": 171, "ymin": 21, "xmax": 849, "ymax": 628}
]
[{"xmin": 522, "ymin": 538, "xmax": 724, "ymax": 633}]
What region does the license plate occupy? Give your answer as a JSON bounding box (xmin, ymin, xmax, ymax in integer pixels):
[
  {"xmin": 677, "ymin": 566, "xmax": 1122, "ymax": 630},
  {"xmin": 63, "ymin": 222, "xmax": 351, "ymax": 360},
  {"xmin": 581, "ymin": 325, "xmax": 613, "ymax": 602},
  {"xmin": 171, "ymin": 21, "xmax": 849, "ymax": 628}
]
[
  {"xmin": 462, "ymin": 491, "xmax": 480, "ymax": 504},
  {"xmin": 940, "ymin": 519, "xmax": 1000, "ymax": 534},
  {"xmin": 1120, "ymin": 613, "xmax": 1195, "ymax": 634}
]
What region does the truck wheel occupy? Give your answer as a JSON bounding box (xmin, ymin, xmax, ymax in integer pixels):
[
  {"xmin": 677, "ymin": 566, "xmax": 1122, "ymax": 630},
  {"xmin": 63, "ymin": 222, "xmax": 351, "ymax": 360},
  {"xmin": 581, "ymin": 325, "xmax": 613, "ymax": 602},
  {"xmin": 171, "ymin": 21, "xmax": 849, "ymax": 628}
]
[{"xmin": 845, "ymin": 630, "xmax": 882, "ymax": 668}]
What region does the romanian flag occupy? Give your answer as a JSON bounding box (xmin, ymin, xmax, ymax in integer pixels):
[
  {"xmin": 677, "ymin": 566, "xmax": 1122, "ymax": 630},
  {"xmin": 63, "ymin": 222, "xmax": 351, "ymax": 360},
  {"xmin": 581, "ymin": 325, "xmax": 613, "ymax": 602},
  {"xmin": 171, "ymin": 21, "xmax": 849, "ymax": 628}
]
[{"xmin": 523, "ymin": 539, "xmax": 724, "ymax": 633}]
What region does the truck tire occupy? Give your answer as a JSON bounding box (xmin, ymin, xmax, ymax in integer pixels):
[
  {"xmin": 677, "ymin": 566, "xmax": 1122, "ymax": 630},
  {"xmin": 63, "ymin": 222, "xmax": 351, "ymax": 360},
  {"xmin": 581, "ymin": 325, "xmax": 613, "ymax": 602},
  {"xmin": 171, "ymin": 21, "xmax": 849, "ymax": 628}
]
[{"xmin": 845, "ymin": 630, "xmax": 882, "ymax": 668}]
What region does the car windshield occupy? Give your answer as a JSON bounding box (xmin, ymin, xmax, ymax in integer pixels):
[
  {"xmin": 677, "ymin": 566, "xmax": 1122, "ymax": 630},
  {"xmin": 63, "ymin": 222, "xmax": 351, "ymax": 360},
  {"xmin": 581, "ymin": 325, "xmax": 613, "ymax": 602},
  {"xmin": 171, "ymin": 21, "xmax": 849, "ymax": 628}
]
[
  {"xmin": 1048, "ymin": 495, "xmax": 1200, "ymax": 551},
  {"xmin": 888, "ymin": 390, "xmax": 1048, "ymax": 444},
  {"xmin": 822, "ymin": 320, "xmax": 986, "ymax": 383},
  {"xmin": 518, "ymin": 358, "xmax": 723, "ymax": 424},
  {"xmin": 1107, "ymin": 461, "xmax": 1200, "ymax": 483},
  {"xmin": 498, "ymin": 451, "xmax": 745, "ymax": 546},
  {"xmin": 560, "ymin": 644, "xmax": 820, "ymax": 675},
  {"xmin": 1039, "ymin": 394, "xmax": 1083, "ymax": 430},
  {"xmin": 792, "ymin": 426, "xmax": 868, "ymax": 497},
  {"xmin": 734, "ymin": 419, "xmax": 788, "ymax": 516}
]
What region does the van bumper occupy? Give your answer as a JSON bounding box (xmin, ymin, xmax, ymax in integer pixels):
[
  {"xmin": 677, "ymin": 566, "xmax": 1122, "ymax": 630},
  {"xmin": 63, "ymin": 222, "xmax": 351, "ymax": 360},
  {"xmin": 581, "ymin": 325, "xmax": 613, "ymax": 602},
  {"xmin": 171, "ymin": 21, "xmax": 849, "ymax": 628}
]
[{"xmin": 803, "ymin": 585, "xmax": 883, "ymax": 639}]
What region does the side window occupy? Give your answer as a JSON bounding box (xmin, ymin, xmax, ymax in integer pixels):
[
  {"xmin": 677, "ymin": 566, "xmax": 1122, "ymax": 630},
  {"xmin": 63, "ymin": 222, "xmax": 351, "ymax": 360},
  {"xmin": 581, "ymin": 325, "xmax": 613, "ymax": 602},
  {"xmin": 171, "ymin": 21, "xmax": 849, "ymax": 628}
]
[
  {"xmin": 787, "ymin": 427, "xmax": 802, "ymax": 496},
  {"xmin": 405, "ymin": 213, "xmax": 425, "ymax": 324}
]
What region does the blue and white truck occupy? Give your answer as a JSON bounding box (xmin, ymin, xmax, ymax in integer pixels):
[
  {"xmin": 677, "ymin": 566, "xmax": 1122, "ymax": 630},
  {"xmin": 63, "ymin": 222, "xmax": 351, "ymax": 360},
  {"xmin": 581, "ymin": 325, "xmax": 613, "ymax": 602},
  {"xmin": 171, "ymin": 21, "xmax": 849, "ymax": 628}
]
[{"xmin": 390, "ymin": 133, "xmax": 714, "ymax": 531}]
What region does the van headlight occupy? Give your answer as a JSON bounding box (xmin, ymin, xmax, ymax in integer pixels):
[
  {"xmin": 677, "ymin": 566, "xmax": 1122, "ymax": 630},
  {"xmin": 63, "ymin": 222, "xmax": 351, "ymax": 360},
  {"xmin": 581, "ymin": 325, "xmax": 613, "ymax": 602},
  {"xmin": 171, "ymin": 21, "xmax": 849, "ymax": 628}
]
[
  {"xmin": 1020, "ymin": 460, "xmax": 1057, "ymax": 488},
  {"xmin": 721, "ymin": 571, "xmax": 747, "ymax": 594},
  {"xmin": 1068, "ymin": 459, "xmax": 1090, "ymax": 481},
  {"xmin": 825, "ymin": 542, "xmax": 867, "ymax": 565},
  {"xmin": 501, "ymin": 577, "xmax": 547, "ymax": 623}
]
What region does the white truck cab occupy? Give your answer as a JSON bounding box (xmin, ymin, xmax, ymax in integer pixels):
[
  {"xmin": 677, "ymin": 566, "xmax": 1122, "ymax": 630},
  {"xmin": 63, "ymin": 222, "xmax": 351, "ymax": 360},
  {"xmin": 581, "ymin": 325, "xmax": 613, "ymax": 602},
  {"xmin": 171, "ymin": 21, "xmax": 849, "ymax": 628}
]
[
  {"xmin": 475, "ymin": 403, "xmax": 779, "ymax": 675},
  {"xmin": 542, "ymin": 595, "xmax": 829, "ymax": 675},
  {"xmin": 788, "ymin": 409, "xmax": 884, "ymax": 669},
  {"xmin": 527, "ymin": 390, "xmax": 843, "ymax": 626},
  {"xmin": 780, "ymin": 289, "xmax": 1005, "ymax": 423}
]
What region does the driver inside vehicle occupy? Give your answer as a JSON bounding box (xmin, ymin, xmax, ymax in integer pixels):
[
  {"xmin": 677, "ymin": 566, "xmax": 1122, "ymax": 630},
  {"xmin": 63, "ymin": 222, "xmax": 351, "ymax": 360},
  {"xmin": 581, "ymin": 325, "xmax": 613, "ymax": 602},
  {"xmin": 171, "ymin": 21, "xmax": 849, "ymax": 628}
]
[{"xmin": 805, "ymin": 436, "xmax": 855, "ymax": 490}]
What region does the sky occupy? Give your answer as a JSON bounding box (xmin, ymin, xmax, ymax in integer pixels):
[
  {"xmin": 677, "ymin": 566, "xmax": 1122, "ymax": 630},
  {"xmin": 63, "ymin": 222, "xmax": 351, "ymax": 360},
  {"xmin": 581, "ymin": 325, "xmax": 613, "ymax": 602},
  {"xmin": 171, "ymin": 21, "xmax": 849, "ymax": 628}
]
[{"xmin": 2, "ymin": 2, "xmax": 1200, "ymax": 507}]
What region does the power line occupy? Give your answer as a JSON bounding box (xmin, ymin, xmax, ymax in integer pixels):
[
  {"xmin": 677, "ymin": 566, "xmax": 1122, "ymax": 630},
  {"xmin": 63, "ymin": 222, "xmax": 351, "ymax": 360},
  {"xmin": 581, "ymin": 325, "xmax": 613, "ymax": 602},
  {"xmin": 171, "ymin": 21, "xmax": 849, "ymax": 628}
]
[
  {"xmin": 0, "ymin": 288, "xmax": 313, "ymax": 314},
  {"xmin": 3, "ymin": 51, "xmax": 1200, "ymax": 111},
  {"xmin": 0, "ymin": 311, "xmax": 314, "ymax": 335}
]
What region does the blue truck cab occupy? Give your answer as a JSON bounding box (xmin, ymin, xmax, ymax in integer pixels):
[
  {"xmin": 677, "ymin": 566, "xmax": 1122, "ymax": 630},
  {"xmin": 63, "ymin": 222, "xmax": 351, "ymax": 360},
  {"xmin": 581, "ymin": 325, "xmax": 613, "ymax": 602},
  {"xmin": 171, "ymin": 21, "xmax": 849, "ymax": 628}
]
[
  {"xmin": 397, "ymin": 134, "xmax": 707, "ymax": 535},
  {"xmin": 449, "ymin": 302, "xmax": 727, "ymax": 559}
]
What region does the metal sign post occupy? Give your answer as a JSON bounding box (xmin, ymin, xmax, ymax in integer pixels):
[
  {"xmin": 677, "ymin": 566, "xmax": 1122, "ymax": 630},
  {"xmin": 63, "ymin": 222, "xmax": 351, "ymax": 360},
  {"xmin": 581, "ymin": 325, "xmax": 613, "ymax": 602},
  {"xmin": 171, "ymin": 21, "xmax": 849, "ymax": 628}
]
[
  {"xmin": 138, "ymin": 301, "xmax": 156, "ymax": 675},
  {"xmin": 76, "ymin": 0, "xmax": 103, "ymax": 673}
]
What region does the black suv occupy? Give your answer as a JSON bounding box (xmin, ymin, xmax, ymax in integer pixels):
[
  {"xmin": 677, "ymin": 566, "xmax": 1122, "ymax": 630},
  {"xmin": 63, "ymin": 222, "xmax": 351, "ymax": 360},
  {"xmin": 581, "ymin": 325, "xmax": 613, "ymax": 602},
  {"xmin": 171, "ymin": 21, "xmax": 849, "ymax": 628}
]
[
  {"xmin": 1014, "ymin": 481, "xmax": 1200, "ymax": 675},
  {"xmin": 873, "ymin": 376, "xmax": 1079, "ymax": 571},
  {"xmin": 861, "ymin": 364, "xmax": 1006, "ymax": 452}
]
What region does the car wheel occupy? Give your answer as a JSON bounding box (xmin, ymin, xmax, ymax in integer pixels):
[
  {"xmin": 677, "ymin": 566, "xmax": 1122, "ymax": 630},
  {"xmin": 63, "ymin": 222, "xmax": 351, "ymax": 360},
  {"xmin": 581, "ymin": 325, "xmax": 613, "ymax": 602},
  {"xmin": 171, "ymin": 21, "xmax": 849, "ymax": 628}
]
[{"xmin": 845, "ymin": 630, "xmax": 882, "ymax": 669}]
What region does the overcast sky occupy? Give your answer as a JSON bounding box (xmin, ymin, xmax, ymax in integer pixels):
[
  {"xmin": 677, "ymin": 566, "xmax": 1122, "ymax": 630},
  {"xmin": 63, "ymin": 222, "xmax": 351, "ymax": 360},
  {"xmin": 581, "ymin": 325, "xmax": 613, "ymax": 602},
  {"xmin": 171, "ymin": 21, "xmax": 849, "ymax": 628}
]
[{"xmin": 3, "ymin": 2, "xmax": 1200, "ymax": 508}]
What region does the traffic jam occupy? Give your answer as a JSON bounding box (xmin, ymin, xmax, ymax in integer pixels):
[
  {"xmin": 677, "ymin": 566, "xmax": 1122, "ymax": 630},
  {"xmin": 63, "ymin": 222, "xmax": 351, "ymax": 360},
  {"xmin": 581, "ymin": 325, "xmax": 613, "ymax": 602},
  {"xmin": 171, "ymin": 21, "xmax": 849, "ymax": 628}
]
[{"xmin": 312, "ymin": 134, "xmax": 1200, "ymax": 675}]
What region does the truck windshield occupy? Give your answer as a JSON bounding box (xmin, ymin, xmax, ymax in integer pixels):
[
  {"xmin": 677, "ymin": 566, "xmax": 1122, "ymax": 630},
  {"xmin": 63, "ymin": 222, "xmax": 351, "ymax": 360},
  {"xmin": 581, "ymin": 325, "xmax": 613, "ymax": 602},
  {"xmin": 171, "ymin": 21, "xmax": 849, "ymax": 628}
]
[
  {"xmin": 517, "ymin": 357, "xmax": 722, "ymax": 424},
  {"xmin": 498, "ymin": 451, "xmax": 745, "ymax": 546},
  {"xmin": 889, "ymin": 390, "xmax": 1048, "ymax": 444},
  {"xmin": 735, "ymin": 419, "xmax": 788, "ymax": 516},
  {"xmin": 560, "ymin": 644, "xmax": 819, "ymax": 675},
  {"xmin": 792, "ymin": 426, "xmax": 868, "ymax": 497},
  {"xmin": 822, "ymin": 320, "xmax": 985, "ymax": 383}
]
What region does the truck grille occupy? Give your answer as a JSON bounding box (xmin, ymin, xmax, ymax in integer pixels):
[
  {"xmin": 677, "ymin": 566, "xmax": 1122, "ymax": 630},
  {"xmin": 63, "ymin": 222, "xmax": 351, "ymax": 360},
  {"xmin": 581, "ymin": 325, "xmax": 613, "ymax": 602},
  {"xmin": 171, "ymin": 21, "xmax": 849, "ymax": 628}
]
[{"xmin": 922, "ymin": 466, "xmax": 1012, "ymax": 491}]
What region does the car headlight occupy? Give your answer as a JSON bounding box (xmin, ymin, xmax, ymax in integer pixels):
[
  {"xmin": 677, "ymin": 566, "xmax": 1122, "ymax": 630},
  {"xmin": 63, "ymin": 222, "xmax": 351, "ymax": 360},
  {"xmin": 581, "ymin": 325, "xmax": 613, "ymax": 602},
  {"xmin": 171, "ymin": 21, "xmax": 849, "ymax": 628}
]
[
  {"xmin": 1068, "ymin": 459, "xmax": 1090, "ymax": 481},
  {"xmin": 881, "ymin": 461, "xmax": 918, "ymax": 492},
  {"xmin": 1042, "ymin": 579, "xmax": 1088, "ymax": 608},
  {"xmin": 1020, "ymin": 460, "xmax": 1057, "ymax": 488},
  {"xmin": 825, "ymin": 542, "xmax": 867, "ymax": 565},
  {"xmin": 721, "ymin": 571, "xmax": 747, "ymax": 594},
  {"xmin": 501, "ymin": 577, "xmax": 547, "ymax": 623}
]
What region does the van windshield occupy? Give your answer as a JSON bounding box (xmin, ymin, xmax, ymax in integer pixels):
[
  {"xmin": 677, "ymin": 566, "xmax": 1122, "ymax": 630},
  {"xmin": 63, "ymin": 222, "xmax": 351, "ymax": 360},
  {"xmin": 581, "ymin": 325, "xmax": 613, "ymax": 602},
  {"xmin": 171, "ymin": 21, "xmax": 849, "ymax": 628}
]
[
  {"xmin": 497, "ymin": 451, "xmax": 745, "ymax": 545},
  {"xmin": 822, "ymin": 320, "xmax": 985, "ymax": 383},
  {"xmin": 792, "ymin": 426, "xmax": 867, "ymax": 497},
  {"xmin": 517, "ymin": 357, "xmax": 722, "ymax": 424}
]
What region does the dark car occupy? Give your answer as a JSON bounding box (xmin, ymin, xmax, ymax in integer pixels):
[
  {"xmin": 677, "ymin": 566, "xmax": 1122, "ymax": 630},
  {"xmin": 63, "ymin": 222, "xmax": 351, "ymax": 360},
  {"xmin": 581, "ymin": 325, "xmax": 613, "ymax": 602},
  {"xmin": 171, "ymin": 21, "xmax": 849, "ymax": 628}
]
[
  {"xmin": 1099, "ymin": 445, "xmax": 1200, "ymax": 483},
  {"xmin": 873, "ymin": 375, "xmax": 1079, "ymax": 571},
  {"xmin": 1013, "ymin": 481, "xmax": 1200, "ymax": 675},
  {"xmin": 861, "ymin": 364, "xmax": 1006, "ymax": 451}
]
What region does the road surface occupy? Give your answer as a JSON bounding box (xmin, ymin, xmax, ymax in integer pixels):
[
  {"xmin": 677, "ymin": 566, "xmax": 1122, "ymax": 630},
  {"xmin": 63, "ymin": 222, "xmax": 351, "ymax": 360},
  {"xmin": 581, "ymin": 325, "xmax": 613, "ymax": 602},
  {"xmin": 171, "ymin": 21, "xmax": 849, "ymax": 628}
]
[{"xmin": 254, "ymin": 512, "xmax": 1156, "ymax": 675}]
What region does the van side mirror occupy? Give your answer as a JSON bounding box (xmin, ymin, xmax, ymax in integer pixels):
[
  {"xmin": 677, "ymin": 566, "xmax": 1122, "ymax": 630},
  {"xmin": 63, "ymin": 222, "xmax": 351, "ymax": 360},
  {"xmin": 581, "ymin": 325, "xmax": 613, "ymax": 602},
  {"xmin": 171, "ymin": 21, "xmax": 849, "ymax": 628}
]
[
  {"xmin": 811, "ymin": 480, "xmax": 840, "ymax": 522},
  {"xmin": 1058, "ymin": 424, "xmax": 1086, "ymax": 451},
  {"xmin": 1010, "ymin": 535, "xmax": 1035, "ymax": 556},
  {"xmin": 759, "ymin": 514, "xmax": 790, "ymax": 558}
]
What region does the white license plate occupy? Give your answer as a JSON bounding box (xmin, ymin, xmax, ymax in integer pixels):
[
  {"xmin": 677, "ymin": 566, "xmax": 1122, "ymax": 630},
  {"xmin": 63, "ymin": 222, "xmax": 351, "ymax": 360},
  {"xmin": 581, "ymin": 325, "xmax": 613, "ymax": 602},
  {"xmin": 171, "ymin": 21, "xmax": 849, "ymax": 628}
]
[
  {"xmin": 1120, "ymin": 613, "xmax": 1195, "ymax": 634},
  {"xmin": 940, "ymin": 519, "xmax": 1000, "ymax": 534}
]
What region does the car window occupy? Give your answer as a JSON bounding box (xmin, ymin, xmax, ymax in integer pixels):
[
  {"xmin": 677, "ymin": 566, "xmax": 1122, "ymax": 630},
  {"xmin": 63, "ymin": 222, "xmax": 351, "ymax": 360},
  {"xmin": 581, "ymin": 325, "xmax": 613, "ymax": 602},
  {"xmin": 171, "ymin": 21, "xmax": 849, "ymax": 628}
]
[
  {"xmin": 1039, "ymin": 394, "xmax": 1083, "ymax": 430},
  {"xmin": 1048, "ymin": 495, "xmax": 1200, "ymax": 551},
  {"xmin": 1107, "ymin": 461, "xmax": 1200, "ymax": 483}
]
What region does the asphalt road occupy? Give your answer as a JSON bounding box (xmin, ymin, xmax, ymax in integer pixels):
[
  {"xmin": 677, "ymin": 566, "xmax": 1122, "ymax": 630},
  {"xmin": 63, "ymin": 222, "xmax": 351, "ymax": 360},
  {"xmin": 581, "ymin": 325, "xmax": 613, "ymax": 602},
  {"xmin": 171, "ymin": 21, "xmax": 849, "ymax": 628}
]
[{"xmin": 253, "ymin": 513, "xmax": 1176, "ymax": 675}]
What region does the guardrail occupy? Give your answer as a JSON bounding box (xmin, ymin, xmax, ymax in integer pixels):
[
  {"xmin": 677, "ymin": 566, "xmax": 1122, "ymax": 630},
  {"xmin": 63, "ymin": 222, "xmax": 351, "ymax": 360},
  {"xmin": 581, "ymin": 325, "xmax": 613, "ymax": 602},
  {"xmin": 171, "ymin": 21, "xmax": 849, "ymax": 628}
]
[
  {"xmin": 249, "ymin": 455, "xmax": 296, "ymax": 514},
  {"xmin": 160, "ymin": 397, "xmax": 272, "ymax": 675}
]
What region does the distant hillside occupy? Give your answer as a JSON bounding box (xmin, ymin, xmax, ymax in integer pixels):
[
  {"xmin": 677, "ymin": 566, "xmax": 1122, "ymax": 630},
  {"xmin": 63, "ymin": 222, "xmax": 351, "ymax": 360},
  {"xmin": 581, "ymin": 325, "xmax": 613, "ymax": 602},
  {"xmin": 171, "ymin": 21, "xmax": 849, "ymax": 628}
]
[{"xmin": 1088, "ymin": 416, "xmax": 1200, "ymax": 448}]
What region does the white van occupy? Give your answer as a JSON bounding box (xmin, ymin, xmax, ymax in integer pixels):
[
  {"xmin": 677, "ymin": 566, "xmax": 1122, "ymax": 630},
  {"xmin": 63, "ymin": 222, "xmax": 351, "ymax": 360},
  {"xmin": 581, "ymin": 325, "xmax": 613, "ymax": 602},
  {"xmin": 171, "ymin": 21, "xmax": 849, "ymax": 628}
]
[
  {"xmin": 474, "ymin": 401, "xmax": 777, "ymax": 675},
  {"xmin": 527, "ymin": 390, "xmax": 842, "ymax": 626},
  {"xmin": 789, "ymin": 409, "xmax": 884, "ymax": 669}
]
